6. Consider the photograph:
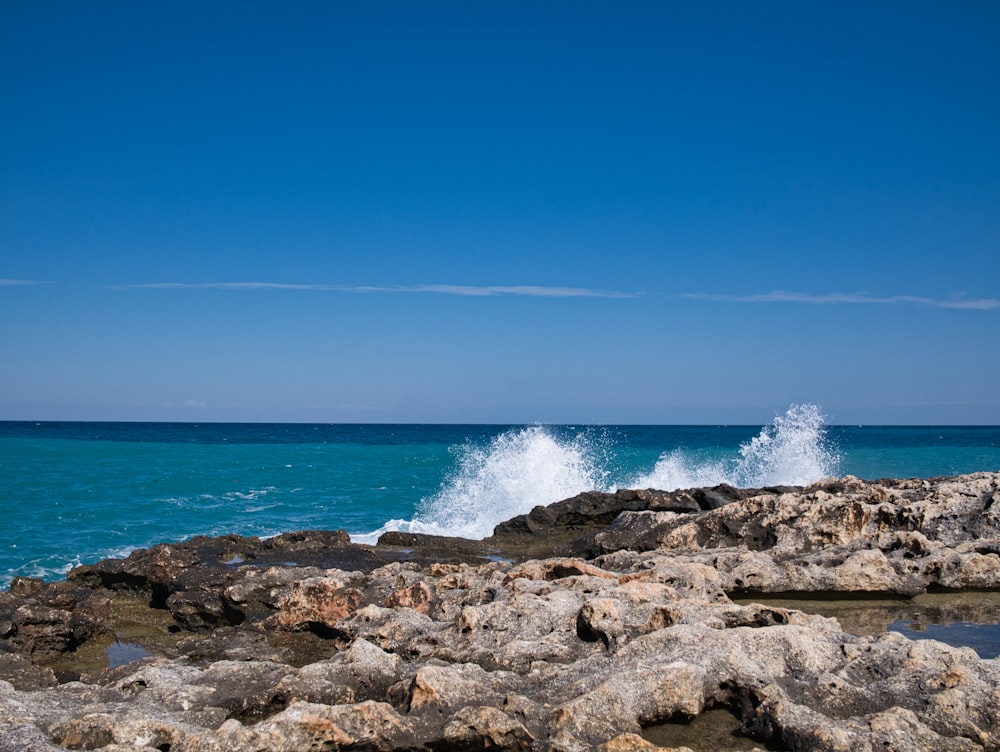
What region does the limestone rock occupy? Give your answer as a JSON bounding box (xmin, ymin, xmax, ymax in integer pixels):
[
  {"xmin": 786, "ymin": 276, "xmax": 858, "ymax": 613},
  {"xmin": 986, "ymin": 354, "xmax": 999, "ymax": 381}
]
[{"xmin": 2, "ymin": 472, "xmax": 999, "ymax": 751}]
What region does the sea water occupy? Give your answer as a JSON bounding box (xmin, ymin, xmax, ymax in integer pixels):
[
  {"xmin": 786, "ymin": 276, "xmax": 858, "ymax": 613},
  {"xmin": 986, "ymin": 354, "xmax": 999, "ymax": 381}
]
[{"xmin": 1, "ymin": 404, "xmax": 998, "ymax": 590}]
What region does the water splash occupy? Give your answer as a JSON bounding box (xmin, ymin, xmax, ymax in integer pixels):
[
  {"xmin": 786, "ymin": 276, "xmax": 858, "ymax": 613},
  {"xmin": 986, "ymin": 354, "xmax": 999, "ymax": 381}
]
[
  {"xmin": 632, "ymin": 403, "xmax": 838, "ymax": 490},
  {"xmin": 733, "ymin": 403, "xmax": 838, "ymax": 486},
  {"xmin": 351, "ymin": 404, "xmax": 838, "ymax": 543},
  {"xmin": 411, "ymin": 426, "xmax": 607, "ymax": 539},
  {"xmin": 628, "ymin": 450, "xmax": 729, "ymax": 492}
]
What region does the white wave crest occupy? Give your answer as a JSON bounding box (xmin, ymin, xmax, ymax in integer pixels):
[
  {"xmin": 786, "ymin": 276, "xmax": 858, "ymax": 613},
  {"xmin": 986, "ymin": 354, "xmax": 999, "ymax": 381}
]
[
  {"xmin": 733, "ymin": 403, "xmax": 837, "ymax": 486},
  {"xmin": 350, "ymin": 404, "xmax": 838, "ymax": 543},
  {"xmin": 633, "ymin": 403, "xmax": 838, "ymax": 490},
  {"xmin": 629, "ymin": 451, "xmax": 730, "ymax": 491},
  {"xmin": 410, "ymin": 426, "xmax": 606, "ymax": 540}
]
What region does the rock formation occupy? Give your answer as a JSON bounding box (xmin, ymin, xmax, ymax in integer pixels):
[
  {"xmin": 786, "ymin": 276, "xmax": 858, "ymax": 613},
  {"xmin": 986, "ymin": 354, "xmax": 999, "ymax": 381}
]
[{"xmin": 1, "ymin": 472, "xmax": 998, "ymax": 751}]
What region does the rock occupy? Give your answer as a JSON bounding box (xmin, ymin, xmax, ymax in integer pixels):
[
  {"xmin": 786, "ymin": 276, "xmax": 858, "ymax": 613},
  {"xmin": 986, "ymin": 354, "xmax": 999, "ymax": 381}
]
[
  {"xmin": 490, "ymin": 488, "xmax": 701, "ymax": 559},
  {"xmin": 165, "ymin": 590, "xmax": 231, "ymax": 631},
  {"xmin": 49, "ymin": 712, "xmax": 116, "ymax": 749},
  {"xmin": 271, "ymin": 577, "xmax": 365, "ymax": 633},
  {"xmin": 600, "ymin": 733, "xmax": 693, "ymax": 752},
  {"xmin": 0, "ymin": 721, "xmax": 66, "ymax": 752},
  {"xmin": 550, "ymin": 661, "xmax": 707, "ymax": 745},
  {"xmin": 594, "ymin": 472, "xmax": 1000, "ymax": 596},
  {"xmin": 2, "ymin": 472, "xmax": 1000, "ymax": 750},
  {"xmin": 441, "ymin": 704, "xmax": 535, "ymax": 750},
  {"xmin": 0, "ymin": 654, "xmax": 56, "ymax": 690},
  {"xmin": 384, "ymin": 581, "xmax": 433, "ymax": 613}
]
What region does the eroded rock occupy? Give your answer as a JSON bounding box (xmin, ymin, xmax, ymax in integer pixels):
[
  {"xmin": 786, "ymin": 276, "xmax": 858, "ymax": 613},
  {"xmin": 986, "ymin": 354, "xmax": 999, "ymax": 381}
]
[{"xmin": 1, "ymin": 472, "xmax": 999, "ymax": 751}]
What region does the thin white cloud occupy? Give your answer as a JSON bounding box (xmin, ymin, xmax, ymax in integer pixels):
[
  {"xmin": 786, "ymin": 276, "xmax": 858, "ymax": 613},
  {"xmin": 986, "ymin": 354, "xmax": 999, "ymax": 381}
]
[
  {"xmin": 351, "ymin": 284, "xmax": 639, "ymax": 298},
  {"xmin": 123, "ymin": 282, "xmax": 640, "ymax": 298},
  {"xmin": 0, "ymin": 278, "xmax": 49, "ymax": 286},
  {"xmin": 681, "ymin": 291, "xmax": 1000, "ymax": 310},
  {"xmin": 129, "ymin": 282, "xmax": 330, "ymax": 291}
]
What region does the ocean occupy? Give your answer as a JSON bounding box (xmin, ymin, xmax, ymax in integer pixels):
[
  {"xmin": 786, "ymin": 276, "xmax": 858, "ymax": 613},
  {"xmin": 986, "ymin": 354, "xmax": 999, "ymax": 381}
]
[{"xmin": 2, "ymin": 404, "xmax": 999, "ymax": 591}]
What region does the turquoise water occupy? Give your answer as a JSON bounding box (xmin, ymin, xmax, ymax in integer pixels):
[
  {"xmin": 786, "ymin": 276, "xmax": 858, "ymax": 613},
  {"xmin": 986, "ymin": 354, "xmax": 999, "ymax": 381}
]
[{"xmin": 1, "ymin": 406, "xmax": 998, "ymax": 590}]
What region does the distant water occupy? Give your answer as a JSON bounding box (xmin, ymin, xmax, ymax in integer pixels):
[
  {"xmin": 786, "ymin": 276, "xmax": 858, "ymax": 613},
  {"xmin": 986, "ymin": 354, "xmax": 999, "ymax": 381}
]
[{"xmin": 1, "ymin": 404, "xmax": 998, "ymax": 590}]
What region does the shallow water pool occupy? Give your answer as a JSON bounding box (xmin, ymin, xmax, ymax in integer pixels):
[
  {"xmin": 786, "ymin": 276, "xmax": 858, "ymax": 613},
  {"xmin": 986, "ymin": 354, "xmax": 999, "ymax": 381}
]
[{"xmin": 733, "ymin": 591, "xmax": 1000, "ymax": 659}]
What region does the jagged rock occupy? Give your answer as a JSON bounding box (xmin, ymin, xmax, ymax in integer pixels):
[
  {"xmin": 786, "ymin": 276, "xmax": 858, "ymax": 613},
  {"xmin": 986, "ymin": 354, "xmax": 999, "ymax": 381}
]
[
  {"xmin": 594, "ymin": 472, "xmax": 1000, "ymax": 596},
  {"xmin": 173, "ymin": 625, "xmax": 291, "ymax": 664},
  {"xmin": 270, "ymin": 575, "xmax": 366, "ymax": 633},
  {"xmin": 0, "ymin": 584, "xmax": 113, "ymax": 667},
  {"xmin": 1, "ymin": 472, "xmax": 999, "ymax": 751},
  {"xmin": 600, "ymin": 734, "xmax": 694, "ymax": 752},
  {"xmin": 67, "ymin": 530, "xmax": 385, "ymax": 606},
  {"xmin": 0, "ymin": 654, "xmax": 56, "ymax": 690},
  {"xmin": 441, "ymin": 704, "xmax": 536, "ymax": 750}
]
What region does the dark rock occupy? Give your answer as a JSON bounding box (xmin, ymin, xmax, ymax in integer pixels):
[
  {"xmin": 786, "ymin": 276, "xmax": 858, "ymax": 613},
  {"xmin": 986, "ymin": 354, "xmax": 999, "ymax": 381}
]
[
  {"xmin": 7, "ymin": 577, "xmax": 46, "ymax": 597},
  {"xmin": 0, "ymin": 652, "xmax": 57, "ymax": 690},
  {"xmin": 166, "ymin": 589, "xmax": 235, "ymax": 631}
]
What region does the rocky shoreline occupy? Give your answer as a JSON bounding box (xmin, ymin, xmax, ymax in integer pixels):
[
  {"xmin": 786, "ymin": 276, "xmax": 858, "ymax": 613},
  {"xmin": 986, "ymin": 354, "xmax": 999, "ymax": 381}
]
[{"xmin": 2, "ymin": 472, "xmax": 999, "ymax": 751}]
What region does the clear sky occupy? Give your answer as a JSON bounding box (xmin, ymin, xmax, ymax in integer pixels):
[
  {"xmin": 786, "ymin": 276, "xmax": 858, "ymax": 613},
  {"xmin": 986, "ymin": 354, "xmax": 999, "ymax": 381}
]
[{"xmin": 2, "ymin": 2, "xmax": 998, "ymax": 424}]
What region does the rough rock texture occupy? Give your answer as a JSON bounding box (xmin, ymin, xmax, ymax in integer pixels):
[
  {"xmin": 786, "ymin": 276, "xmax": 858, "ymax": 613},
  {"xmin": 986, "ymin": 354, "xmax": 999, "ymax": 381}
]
[
  {"xmin": 0, "ymin": 472, "xmax": 997, "ymax": 751},
  {"xmin": 593, "ymin": 472, "xmax": 1000, "ymax": 596}
]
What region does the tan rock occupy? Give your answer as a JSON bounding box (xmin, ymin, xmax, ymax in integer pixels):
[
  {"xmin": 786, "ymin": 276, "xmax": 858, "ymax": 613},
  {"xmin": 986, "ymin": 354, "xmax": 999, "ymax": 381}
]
[{"xmin": 272, "ymin": 578, "xmax": 363, "ymax": 630}]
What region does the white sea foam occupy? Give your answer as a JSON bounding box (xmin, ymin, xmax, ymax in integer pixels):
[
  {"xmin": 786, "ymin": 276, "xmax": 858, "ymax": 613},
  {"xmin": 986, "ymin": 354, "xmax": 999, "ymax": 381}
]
[
  {"xmin": 350, "ymin": 518, "xmax": 416, "ymax": 546},
  {"xmin": 632, "ymin": 403, "xmax": 838, "ymax": 490},
  {"xmin": 352, "ymin": 426, "xmax": 606, "ymax": 543},
  {"xmin": 627, "ymin": 451, "xmax": 730, "ymax": 491},
  {"xmin": 350, "ymin": 404, "xmax": 838, "ymax": 543},
  {"xmin": 413, "ymin": 426, "xmax": 606, "ymax": 539},
  {"xmin": 735, "ymin": 403, "xmax": 838, "ymax": 486},
  {"xmin": 1, "ymin": 545, "xmax": 139, "ymax": 591}
]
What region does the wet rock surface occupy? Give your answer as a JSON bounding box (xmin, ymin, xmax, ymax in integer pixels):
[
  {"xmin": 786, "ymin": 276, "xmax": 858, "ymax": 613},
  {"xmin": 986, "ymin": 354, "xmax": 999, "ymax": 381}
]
[{"xmin": 1, "ymin": 472, "xmax": 999, "ymax": 751}]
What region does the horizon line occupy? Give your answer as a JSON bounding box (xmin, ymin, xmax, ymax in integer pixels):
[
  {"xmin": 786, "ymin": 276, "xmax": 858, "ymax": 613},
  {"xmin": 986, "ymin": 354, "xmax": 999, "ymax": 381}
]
[{"xmin": 2, "ymin": 418, "xmax": 999, "ymax": 427}]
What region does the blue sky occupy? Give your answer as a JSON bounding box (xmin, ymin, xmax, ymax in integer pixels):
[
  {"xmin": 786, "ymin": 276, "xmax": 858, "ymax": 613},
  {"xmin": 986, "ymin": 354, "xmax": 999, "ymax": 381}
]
[{"xmin": 2, "ymin": 1, "xmax": 998, "ymax": 424}]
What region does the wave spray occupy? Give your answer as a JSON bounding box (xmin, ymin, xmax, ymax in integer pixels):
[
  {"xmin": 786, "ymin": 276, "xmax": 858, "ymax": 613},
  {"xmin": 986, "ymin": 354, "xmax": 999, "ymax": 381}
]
[
  {"xmin": 633, "ymin": 403, "xmax": 837, "ymax": 490},
  {"xmin": 355, "ymin": 403, "xmax": 838, "ymax": 542},
  {"xmin": 410, "ymin": 426, "xmax": 605, "ymax": 539}
]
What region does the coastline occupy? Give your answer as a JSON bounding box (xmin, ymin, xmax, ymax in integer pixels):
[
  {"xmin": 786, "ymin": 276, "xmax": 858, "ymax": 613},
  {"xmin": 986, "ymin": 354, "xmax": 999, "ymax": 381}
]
[
  {"xmin": 2, "ymin": 472, "xmax": 999, "ymax": 750},
  {"xmin": 5, "ymin": 420, "xmax": 1000, "ymax": 589}
]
